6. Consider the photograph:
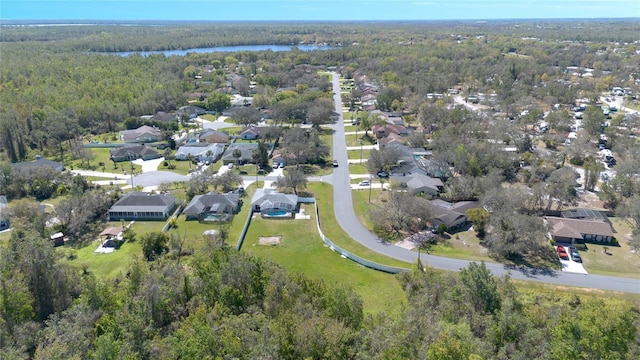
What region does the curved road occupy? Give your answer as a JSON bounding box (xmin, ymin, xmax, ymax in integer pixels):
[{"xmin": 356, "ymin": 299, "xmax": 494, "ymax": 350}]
[{"xmin": 328, "ymin": 73, "xmax": 640, "ymax": 294}]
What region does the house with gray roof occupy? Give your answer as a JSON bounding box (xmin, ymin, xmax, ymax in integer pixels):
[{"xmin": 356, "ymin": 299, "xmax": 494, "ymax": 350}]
[
  {"xmin": 175, "ymin": 143, "xmax": 225, "ymax": 162},
  {"xmin": 12, "ymin": 156, "xmax": 65, "ymax": 172},
  {"xmin": 221, "ymin": 143, "xmax": 259, "ymax": 165},
  {"xmin": 110, "ymin": 144, "xmax": 160, "ymax": 162},
  {"xmin": 430, "ymin": 199, "xmax": 479, "ymax": 231},
  {"xmin": 109, "ymin": 192, "xmax": 176, "ymax": 221},
  {"xmin": 182, "ymin": 192, "xmax": 242, "ymax": 222},
  {"xmin": 251, "ymin": 189, "xmax": 298, "ymax": 218},
  {"xmin": 392, "ymin": 173, "xmax": 443, "ymax": 196},
  {"xmin": 119, "ymin": 125, "xmax": 163, "ymax": 144},
  {"xmin": 177, "ymin": 105, "xmax": 206, "ymax": 119},
  {"xmin": 0, "ymin": 195, "xmax": 9, "ymax": 231}
]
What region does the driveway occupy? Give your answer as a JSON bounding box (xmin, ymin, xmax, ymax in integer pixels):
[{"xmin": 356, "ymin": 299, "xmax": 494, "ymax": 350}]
[{"xmin": 132, "ymin": 157, "xmax": 165, "ymax": 173}]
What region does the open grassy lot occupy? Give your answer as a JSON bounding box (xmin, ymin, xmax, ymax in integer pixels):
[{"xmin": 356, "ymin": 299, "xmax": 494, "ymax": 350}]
[
  {"xmin": 347, "ymin": 149, "xmax": 370, "ymax": 161},
  {"xmin": 240, "ymin": 197, "xmax": 406, "ymax": 315},
  {"xmin": 67, "ymin": 147, "xmax": 142, "ymax": 175},
  {"xmin": 348, "ymin": 163, "xmax": 369, "ymax": 175},
  {"xmin": 345, "ymin": 134, "xmax": 376, "ymax": 147}
]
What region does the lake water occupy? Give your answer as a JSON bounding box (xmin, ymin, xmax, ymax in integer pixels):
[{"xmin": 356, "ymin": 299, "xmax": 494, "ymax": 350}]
[{"xmin": 110, "ymin": 44, "xmax": 335, "ymax": 57}]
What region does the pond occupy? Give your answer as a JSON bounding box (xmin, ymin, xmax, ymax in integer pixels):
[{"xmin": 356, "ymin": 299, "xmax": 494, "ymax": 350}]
[{"xmin": 106, "ymin": 44, "xmax": 335, "ymax": 57}]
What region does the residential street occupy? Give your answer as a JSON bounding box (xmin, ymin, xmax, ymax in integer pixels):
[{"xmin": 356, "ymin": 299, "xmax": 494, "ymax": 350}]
[{"xmin": 328, "ymin": 73, "xmax": 640, "ymax": 294}]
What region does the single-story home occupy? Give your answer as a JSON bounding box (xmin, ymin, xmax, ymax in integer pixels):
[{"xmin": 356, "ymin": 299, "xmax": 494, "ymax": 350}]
[
  {"xmin": 0, "ymin": 195, "xmax": 10, "ymax": 231},
  {"xmin": 430, "ymin": 199, "xmax": 479, "ymax": 231},
  {"xmin": 182, "ymin": 192, "xmax": 242, "ymax": 222},
  {"xmin": 545, "ymin": 216, "xmax": 614, "ymax": 244},
  {"xmin": 151, "ymin": 111, "xmax": 178, "ymax": 122},
  {"xmin": 109, "ymin": 192, "xmax": 177, "ymax": 221},
  {"xmin": 251, "ymin": 189, "xmax": 298, "ymax": 218},
  {"xmin": 239, "ymin": 127, "xmax": 260, "ymax": 140},
  {"xmin": 393, "ymin": 173, "xmax": 444, "ymax": 196},
  {"xmin": 175, "ymin": 143, "xmax": 225, "ymax": 162},
  {"xmin": 119, "ymin": 125, "xmax": 163, "ymax": 144},
  {"xmin": 110, "ymin": 144, "xmax": 160, "ymax": 163},
  {"xmin": 371, "ymin": 123, "xmax": 410, "ymax": 138},
  {"xmin": 12, "ymin": 156, "xmax": 65, "ymax": 172},
  {"xmin": 177, "ymin": 105, "xmax": 206, "ymax": 119},
  {"xmin": 221, "ymin": 143, "xmax": 259, "ymax": 165},
  {"xmin": 198, "ymin": 129, "xmax": 230, "ymax": 144}
]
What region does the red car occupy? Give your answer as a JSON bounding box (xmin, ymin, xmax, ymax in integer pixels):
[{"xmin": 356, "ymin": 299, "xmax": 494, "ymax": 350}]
[{"xmin": 557, "ymin": 246, "xmax": 569, "ymax": 260}]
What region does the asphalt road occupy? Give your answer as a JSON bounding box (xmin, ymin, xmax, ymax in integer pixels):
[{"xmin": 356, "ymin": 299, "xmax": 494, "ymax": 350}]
[{"xmin": 328, "ymin": 73, "xmax": 640, "ymax": 294}]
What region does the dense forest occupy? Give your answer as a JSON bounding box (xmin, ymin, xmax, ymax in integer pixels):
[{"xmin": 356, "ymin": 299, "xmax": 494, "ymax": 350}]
[
  {"xmin": 2, "ymin": 21, "xmax": 640, "ymax": 359},
  {"xmin": 2, "ymin": 223, "xmax": 638, "ymax": 359}
]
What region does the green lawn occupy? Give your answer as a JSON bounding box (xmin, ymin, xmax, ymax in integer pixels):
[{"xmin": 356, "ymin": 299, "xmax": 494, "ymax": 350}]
[
  {"xmin": 67, "ymin": 147, "xmax": 141, "ymax": 175},
  {"xmin": 200, "ymin": 114, "xmax": 217, "ymax": 121},
  {"xmin": 349, "ymin": 163, "xmax": 370, "ymax": 175},
  {"xmin": 240, "ymin": 193, "xmax": 406, "ymax": 315},
  {"xmin": 347, "ymin": 149, "xmax": 370, "ymax": 161},
  {"xmin": 345, "ymin": 134, "xmax": 376, "ymax": 147}
]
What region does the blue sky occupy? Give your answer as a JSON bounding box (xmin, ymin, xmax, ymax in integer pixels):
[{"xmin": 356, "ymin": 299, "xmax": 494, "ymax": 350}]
[{"xmin": 1, "ymin": 0, "xmax": 639, "ymax": 21}]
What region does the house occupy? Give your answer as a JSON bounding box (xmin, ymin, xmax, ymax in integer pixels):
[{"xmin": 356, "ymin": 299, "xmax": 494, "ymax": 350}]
[
  {"xmin": 221, "ymin": 143, "xmax": 259, "ymax": 165},
  {"xmin": 182, "ymin": 192, "xmax": 242, "ymax": 222},
  {"xmin": 371, "ymin": 123, "xmax": 410, "ymax": 139},
  {"xmin": 393, "ymin": 173, "xmax": 443, "ymax": 195},
  {"xmin": 239, "ymin": 127, "xmax": 260, "ymax": 140},
  {"xmin": 545, "ymin": 216, "xmax": 614, "ymax": 244},
  {"xmin": 175, "ymin": 143, "xmax": 225, "ymax": 162},
  {"xmin": 251, "ymin": 189, "xmax": 298, "ymax": 218},
  {"xmin": 377, "ymin": 133, "xmax": 406, "ymax": 147},
  {"xmin": 108, "ymin": 192, "xmax": 177, "ymax": 221},
  {"xmin": 12, "ymin": 156, "xmax": 65, "ymax": 172},
  {"xmin": 176, "ymin": 105, "xmax": 206, "ymax": 119},
  {"xmin": 110, "ymin": 144, "xmax": 160, "ymax": 162},
  {"xmin": 120, "ymin": 125, "xmax": 163, "ymax": 144},
  {"xmin": 430, "ymin": 200, "xmax": 480, "ymax": 231},
  {"xmin": 198, "ymin": 129, "xmax": 230, "ymax": 144},
  {"xmin": 0, "ymin": 196, "xmax": 9, "ymax": 231},
  {"xmin": 151, "ymin": 111, "xmax": 178, "ymax": 122}
]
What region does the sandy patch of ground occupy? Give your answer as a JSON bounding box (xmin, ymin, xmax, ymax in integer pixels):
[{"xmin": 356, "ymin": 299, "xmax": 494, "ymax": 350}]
[{"xmin": 258, "ymin": 236, "xmax": 282, "ymax": 246}]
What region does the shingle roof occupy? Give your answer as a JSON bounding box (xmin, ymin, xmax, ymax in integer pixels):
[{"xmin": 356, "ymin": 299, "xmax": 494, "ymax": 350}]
[
  {"xmin": 110, "ymin": 192, "xmax": 176, "ymax": 213},
  {"xmin": 251, "ymin": 189, "xmax": 298, "ymax": 210},
  {"xmin": 183, "ymin": 193, "xmax": 241, "ymax": 217},
  {"xmin": 545, "ymin": 216, "xmax": 614, "ymax": 239}
]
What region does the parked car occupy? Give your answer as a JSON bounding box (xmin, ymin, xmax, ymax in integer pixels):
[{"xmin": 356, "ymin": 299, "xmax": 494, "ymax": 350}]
[
  {"xmin": 359, "ymin": 180, "xmax": 370, "ymax": 186},
  {"xmin": 279, "ymin": 162, "xmax": 285, "ymax": 168},
  {"xmin": 332, "ymin": 160, "xmax": 339, "ymax": 167},
  {"xmin": 557, "ymin": 246, "xmax": 569, "ymax": 260},
  {"xmin": 377, "ymin": 170, "xmax": 389, "ymax": 178},
  {"xmin": 571, "ymin": 250, "xmax": 582, "ymax": 262},
  {"xmin": 227, "ymin": 163, "xmax": 234, "ymax": 169}
]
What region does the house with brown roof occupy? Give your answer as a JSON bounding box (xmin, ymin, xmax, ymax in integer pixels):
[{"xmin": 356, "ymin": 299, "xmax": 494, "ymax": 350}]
[
  {"xmin": 545, "ymin": 216, "xmax": 614, "ymax": 244},
  {"xmin": 182, "ymin": 192, "xmax": 242, "ymax": 222},
  {"xmin": 198, "ymin": 129, "xmax": 230, "ymax": 144}
]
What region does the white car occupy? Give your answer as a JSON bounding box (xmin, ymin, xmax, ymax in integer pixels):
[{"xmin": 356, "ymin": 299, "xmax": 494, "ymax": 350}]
[
  {"xmin": 227, "ymin": 163, "xmax": 234, "ymax": 169},
  {"xmin": 359, "ymin": 180, "xmax": 370, "ymax": 186}
]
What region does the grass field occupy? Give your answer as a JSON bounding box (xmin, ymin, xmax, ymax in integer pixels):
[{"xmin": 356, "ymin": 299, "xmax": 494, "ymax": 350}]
[
  {"xmin": 240, "ymin": 192, "xmax": 406, "ymax": 315},
  {"xmin": 347, "ymin": 149, "xmax": 371, "ymax": 161}
]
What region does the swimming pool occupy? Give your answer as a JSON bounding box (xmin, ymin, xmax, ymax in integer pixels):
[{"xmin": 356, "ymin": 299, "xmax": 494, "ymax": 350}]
[{"xmin": 262, "ymin": 211, "xmax": 291, "ymax": 218}]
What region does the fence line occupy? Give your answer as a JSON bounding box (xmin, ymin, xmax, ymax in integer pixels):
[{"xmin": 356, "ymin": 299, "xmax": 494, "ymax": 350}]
[
  {"xmin": 236, "ymin": 209, "xmax": 254, "ymax": 250},
  {"xmin": 313, "ymin": 202, "xmax": 409, "ymax": 274}
]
